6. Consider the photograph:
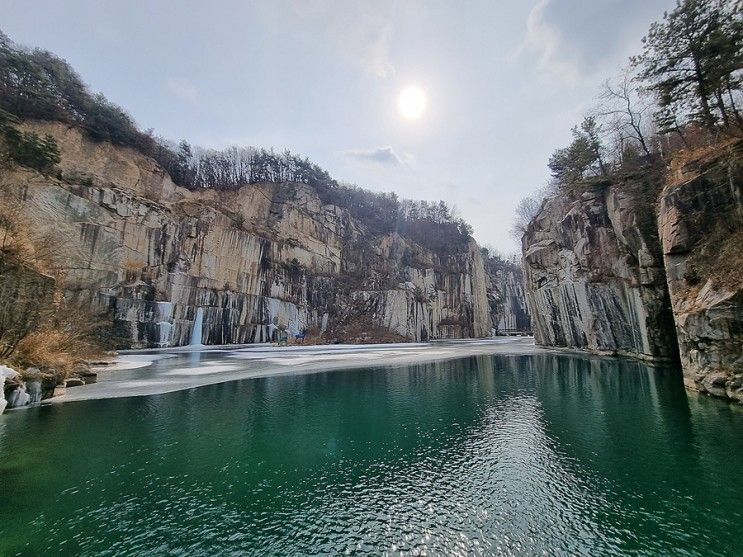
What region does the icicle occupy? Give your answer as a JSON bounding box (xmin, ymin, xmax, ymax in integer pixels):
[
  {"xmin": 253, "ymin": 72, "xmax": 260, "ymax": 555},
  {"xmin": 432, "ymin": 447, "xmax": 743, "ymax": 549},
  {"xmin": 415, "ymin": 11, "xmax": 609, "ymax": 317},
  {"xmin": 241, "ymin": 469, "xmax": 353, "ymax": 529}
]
[
  {"xmin": 7, "ymin": 384, "xmax": 30, "ymax": 408},
  {"xmin": 27, "ymin": 381, "xmax": 43, "ymax": 403},
  {"xmin": 0, "ymin": 366, "xmax": 19, "ymax": 414}
]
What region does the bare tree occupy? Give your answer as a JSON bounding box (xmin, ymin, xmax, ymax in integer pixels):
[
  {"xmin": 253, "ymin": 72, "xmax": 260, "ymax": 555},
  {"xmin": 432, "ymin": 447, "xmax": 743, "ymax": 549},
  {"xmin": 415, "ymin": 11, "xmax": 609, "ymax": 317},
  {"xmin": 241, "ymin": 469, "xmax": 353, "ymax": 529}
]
[
  {"xmin": 510, "ymin": 194, "xmax": 544, "ymax": 239},
  {"xmin": 596, "ymin": 70, "xmax": 655, "ymax": 161}
]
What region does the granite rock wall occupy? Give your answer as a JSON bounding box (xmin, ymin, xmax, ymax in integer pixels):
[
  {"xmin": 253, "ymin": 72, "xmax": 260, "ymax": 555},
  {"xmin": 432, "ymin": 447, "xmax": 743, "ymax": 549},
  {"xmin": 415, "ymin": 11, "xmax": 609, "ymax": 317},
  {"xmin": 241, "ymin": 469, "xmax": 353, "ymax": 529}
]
[
  {"xmin": 483, "ymin": 258, "xmax": 531, "ymax": 335},
  {"xmin": 522, "ymin": 142, "xmax": 743, "ymax": 403},
  {"xmin": 0, "ymin": 122, "xmax": 500, "ymax": 347},
  {"xmin": 522, "ymin": 179, "xmax": 678, "ymax": 362},
  {"xmin": 659, "ymin": 142, "xmax": 743, "ymax": 402}
]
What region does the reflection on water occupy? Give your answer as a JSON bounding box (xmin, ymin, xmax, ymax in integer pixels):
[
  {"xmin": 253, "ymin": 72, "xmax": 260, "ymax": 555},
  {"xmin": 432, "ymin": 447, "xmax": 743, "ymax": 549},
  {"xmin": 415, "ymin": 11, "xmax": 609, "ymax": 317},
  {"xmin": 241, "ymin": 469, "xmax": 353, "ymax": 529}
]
[{"xmin": 0, "ymin": 353, "xmax": 741, "ymax": 556}]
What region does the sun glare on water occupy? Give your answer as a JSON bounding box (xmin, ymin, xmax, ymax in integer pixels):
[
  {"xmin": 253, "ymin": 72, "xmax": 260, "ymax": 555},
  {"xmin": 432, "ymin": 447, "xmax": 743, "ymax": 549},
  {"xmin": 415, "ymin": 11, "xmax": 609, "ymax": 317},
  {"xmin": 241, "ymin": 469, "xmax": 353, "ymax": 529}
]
[{"xmin": 398, "ymin": 86, "xmax": 427, "ymax": 120}]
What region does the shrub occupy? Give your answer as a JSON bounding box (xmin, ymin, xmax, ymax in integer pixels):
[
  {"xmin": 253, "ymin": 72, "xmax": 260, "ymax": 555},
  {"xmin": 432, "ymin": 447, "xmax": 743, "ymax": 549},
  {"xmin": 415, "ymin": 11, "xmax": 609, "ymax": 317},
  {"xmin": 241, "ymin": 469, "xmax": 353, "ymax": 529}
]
[
  {"xmin": 3, "ymin": 127, "xmax": 60, "ymax": 173},
  {"xmin": 12, "ymin": 324, "xmax": 102, "ymax": 377}
]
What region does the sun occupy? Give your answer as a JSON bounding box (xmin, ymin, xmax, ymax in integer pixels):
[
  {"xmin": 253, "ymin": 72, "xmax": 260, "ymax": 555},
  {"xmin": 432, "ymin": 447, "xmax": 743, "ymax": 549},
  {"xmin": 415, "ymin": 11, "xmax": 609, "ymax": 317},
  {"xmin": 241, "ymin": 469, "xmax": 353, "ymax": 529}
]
[{"xmin": 398, "ymin": 85, "xmax": 427, "ymax": 120}]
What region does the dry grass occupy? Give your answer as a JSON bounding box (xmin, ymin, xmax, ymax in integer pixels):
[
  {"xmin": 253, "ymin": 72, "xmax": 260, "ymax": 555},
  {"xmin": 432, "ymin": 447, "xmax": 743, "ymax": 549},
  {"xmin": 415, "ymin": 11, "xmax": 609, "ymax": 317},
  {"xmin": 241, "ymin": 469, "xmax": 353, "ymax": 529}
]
[
  {"xmin": 666, "ymin": 137, "xmax": 742, "ymax": 188},
  {"xmin": 284, "ymin": 326, "xmax": 325, "ymax": 346},
  {"xmin": 687, "ymin": 227, "xmax": 743, "ymax": 292},
  {"xmin": 667, "ymin": 137, "xmax": 743, "ymax": 293},
  {"xmin": 0, "ymin": 198, "xmax": 37, "ymax": 266},
  {"xmin": 327, "ymin": 314, "xmax": 409, "ymax": 344},
  {"xmin": 300, "ymin": 331, "xmax": 326, "ymax": 345},
  {"xmin": 11, "ymin": 329, "xmax": 96, "ymax": 381},
  {"xmin": 10, "ymin": 304, "xmax": 108, "ymax": 379},
  {"xmin": 0, "ymin": 195, "xmax": 108, "ymax": 377}
]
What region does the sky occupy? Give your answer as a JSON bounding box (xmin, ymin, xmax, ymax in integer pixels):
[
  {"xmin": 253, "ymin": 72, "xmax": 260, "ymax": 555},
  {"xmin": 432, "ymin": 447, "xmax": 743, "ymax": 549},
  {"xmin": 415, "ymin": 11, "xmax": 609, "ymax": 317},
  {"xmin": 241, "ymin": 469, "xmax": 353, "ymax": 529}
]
[{"xmin": 2, "ymin": 0, "xmax": 676, "ymax": 254}]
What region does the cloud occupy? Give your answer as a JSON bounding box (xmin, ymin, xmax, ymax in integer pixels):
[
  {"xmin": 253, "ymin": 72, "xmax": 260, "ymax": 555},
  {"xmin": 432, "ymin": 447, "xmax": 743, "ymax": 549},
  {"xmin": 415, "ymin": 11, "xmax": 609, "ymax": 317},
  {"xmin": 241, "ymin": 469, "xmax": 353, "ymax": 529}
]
[
  {"xmin": 344, "ymin": 145, "xmax": 405, "ymax": 165},
  {"xmin": 305, "ymin": 0, "xmax": 396, "ymax": 79},
  {"xmin": 262, "ymin": 0, "xmax": 396, "ymax": 78},
  {"xmin": 518, "ymin": 0, "xmax": 674, "ymax": 85},
  {"xmin": 166, "ymin": 78, "xmax": 198, "ymax": 104},
  {"xmin": 518, "ymin": 0, "xmax": 580, "ymax": 84},
  {"xmin": 360, "ymin": 22, "xmax": 395, "ymax": 78}
]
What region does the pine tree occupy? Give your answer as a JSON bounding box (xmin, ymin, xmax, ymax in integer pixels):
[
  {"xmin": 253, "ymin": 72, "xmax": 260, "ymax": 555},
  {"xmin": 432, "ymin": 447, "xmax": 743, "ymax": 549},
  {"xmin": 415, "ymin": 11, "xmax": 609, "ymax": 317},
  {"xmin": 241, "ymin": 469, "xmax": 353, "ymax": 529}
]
[{"xmin": 633, "ymin": 0, "xmax": 743, "ymax": 132}]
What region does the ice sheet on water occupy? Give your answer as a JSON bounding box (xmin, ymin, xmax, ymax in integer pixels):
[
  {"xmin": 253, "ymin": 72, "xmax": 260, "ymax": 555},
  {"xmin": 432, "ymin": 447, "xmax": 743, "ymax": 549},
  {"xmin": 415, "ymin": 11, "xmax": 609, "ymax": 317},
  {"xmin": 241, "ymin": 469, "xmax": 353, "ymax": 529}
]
[
  {"xmin": 95, "ymin": 354, "xmax": 176, "ymax": 371},
  {"xmin": 50, "ymin": 338, "xmax": 538, "ymax": 404},
  {"xmin": 227, "ymin": 342, "xmax": 428, "ymax": 360},
  {"xmin": 162, "ymin": 365, "xmax": 238, "ymax": 376},
  {"xmin": 261, "ymin": 349, "xmax": 452, "ymax": 366}
]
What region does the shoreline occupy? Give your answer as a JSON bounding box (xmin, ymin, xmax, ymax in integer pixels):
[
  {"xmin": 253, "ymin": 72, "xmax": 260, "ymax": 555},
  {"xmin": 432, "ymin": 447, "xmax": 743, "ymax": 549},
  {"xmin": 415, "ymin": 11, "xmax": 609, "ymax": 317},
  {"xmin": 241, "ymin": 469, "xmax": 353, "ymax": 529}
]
[{"xmin": 42, "ymin": 338, "xmax": 543, "ymax": 405}]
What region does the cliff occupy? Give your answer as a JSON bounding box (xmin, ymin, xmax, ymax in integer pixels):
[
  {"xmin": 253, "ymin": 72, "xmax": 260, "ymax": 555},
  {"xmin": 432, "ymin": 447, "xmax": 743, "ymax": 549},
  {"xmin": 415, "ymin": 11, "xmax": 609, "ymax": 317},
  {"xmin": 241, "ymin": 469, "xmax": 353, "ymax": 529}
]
[
  {"xmin": 0, "ymin": 259, "xmax": 55, "ymax": 358},
  {"xmin": 483, "ymin": 256, "xmax": 531, "ymax": 334},
  {"xmin": 659, "ymin": 142, "xmax": 743, "ymax": 402},
  {"xmin": 0, "ymin": 121, "xmax": 505, "ymax": 348},
  {"xmin": 522, "ymin": 142, "xmax": 743, "ymax": 403},
  {"xmin": 522, "ymin": 178, "xmax": 678, "ymax": 362}
]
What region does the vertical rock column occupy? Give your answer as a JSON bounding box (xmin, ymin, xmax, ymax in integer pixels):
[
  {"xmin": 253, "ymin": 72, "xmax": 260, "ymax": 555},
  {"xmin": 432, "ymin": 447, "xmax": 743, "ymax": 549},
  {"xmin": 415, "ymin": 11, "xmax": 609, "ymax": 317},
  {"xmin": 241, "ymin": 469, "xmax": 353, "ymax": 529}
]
[{"xmin": 522, "ymin": 180, "xmax": 677, "ymax": 362}]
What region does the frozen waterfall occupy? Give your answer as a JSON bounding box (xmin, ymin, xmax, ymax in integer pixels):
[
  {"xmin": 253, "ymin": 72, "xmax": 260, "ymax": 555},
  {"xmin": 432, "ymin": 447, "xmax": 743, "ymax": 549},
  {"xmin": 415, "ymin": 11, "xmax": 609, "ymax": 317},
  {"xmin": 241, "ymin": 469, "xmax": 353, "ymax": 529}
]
[
  {"xmin": 155, "ymin": 301, "xmax": 174, "ymax": 348},
  {"xmin": 190, "ymin": 307, "xmax": 204, "ymax": 346}
]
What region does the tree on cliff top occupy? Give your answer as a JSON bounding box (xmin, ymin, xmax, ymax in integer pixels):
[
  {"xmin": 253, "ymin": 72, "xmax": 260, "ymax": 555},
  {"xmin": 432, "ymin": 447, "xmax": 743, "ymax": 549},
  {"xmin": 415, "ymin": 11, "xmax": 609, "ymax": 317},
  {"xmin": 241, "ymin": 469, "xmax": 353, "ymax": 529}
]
[
  {"xmin": 510, "ymin": 195, "xmax": 543, "ymax": 240},
  {"xmin": 0, "ymin": 29, "xmax": 476, "ymax": 256},
  {"xmin": 0, "ymin": 110, "xmax": 60, "ymax": 174},
  {"xmin": 0, "ymin": 31, "xmax": 160, "ymax": 158},
  {"xmin": 633, "ymin": 0, "xmax": 743, "ymax": 132},
  {"xmin": 518, "ymin": 0, "xmax": 743, "ymax": 240},
  {"xmin": 548, "ymin": 117, "xmax": 608, "ymax": 186},
  {"xmin": 597, "ymin": 70, "xmax": 656, "ymax": 161}
]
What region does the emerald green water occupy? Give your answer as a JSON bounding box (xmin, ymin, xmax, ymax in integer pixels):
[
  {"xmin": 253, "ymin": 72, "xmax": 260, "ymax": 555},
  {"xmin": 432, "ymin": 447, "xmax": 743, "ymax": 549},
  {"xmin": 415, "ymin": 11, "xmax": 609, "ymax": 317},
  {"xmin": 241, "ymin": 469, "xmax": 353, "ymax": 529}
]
[{"xmin": 1, "ymin": 353, "xmax": 742, "ymax": 556}]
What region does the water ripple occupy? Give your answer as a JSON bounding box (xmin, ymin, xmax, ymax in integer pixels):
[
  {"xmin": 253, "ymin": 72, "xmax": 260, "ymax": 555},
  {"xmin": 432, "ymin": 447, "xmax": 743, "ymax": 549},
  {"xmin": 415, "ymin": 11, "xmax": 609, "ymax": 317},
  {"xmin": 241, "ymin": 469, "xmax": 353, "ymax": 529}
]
[{"xmin": 0, "ymin": 354, "xmax": 741, "ymax": 556}]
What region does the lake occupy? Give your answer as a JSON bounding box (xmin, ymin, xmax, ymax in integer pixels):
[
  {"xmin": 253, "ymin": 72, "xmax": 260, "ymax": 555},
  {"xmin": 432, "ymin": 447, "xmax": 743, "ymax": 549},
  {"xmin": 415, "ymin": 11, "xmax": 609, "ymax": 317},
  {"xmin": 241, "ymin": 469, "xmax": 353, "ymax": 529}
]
[{"xmin": 1, "ymin": 351, "xmax": 741, "ymax": 556}]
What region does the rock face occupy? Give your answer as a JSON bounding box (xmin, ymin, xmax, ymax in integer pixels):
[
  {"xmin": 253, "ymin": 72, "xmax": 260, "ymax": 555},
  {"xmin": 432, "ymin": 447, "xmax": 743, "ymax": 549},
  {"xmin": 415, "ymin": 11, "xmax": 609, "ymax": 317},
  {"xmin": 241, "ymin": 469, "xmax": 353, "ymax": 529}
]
[
  {"xmin": 522, "ymin": 179, "xmax": 678, "ymax": 362},
  {"xmin": 0, "ymin": 259, "xmax": 55, "ymax": 357},
  {"xmin": 522, "ymin": 141, "xmax": 743, "ymax": 403},
  {"xmin": 659, "ymin": 142, "xmax": 743, "ymax": 403},
  {"xmin": 0, "ymin": 122, "xmax": 502, "ymax": 347},
  {"xmin": 483, "ymin": 257, "xmax": 531, "ymax": 334}
]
